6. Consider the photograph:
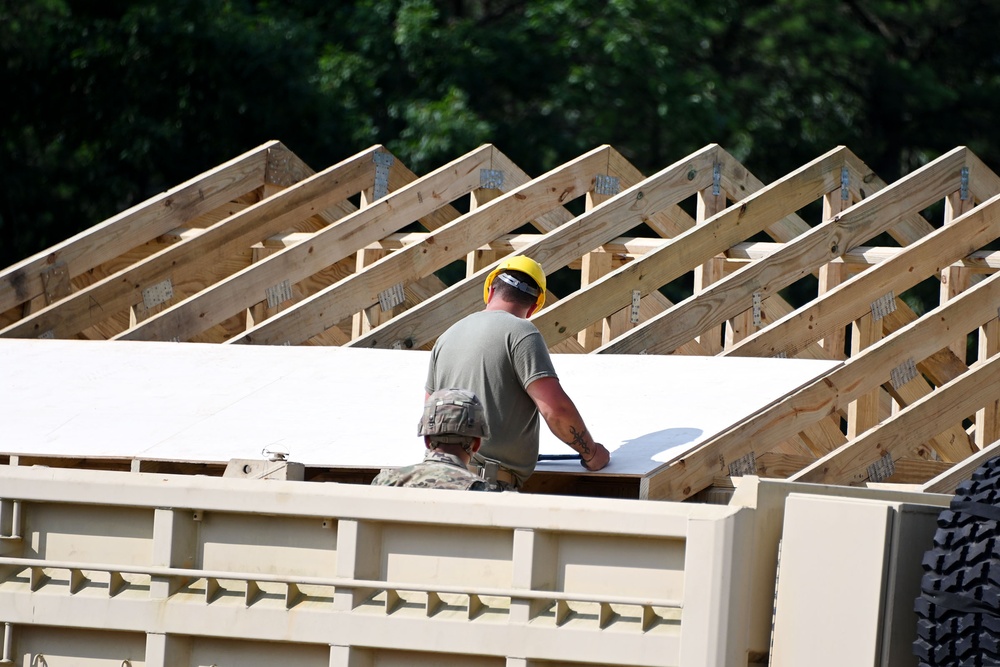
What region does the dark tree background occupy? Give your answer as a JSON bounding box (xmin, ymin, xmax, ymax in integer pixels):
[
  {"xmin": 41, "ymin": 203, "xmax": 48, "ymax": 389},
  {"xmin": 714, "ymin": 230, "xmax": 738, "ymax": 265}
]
[{"xmin": 4, "ymin": 0, "xmax": 1000, "ymax": 270}]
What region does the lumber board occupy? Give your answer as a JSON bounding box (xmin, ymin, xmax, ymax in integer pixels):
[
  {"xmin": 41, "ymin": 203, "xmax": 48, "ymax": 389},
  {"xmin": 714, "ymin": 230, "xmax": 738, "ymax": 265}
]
[
  {"xmin": 228, "ymin": 145, "xmax": 616, "ymax": 346},
  {"xmin": 346, "ymin": 145, "xmax": 723, "ymax": 351},
  {"xmin": 921, "ymin": 439, "xmax": 1000, "ymax": 494},
  {"xmin": 727, "ymin": 192, "xmax": 1000, "ymax": 359},
  {"xmin": 1, "ymin": 146, "xmax": 379, "ymax": 340},
  {"xmin": 116, "ymin": 145, "xmax": 494, "ymax": 343},
  {"xmin": 537, "ymin": 147, "xmax": 851, "ymax": 351},
  {"xmin": 0, "ymin": 141, "xmax": 275, "ymax": 314},
  {"xmin": 640, "ymin": 267, "xmax": 1000, "ymax": 501},
  {"xmin": 841, "ymin": 149, "xmax": 946, "ymax": 245},
  {"xmin": 790, "ymin": 349, "xmax": 1000, "ymax": 486},
  {"xmin": 976, "ymin": 318, "xmax": 1000, "ymax": 447},
  {"xmin": 598, "ymin": 145, "xmax": 970, "ymax": 355}
]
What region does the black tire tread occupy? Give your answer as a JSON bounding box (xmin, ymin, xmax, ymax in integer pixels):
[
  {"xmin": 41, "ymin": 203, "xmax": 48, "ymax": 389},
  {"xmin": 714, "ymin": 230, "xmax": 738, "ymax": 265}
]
[{"xmin": 915, "ymin": 456, "xmax": 1000, "ymax": 666}]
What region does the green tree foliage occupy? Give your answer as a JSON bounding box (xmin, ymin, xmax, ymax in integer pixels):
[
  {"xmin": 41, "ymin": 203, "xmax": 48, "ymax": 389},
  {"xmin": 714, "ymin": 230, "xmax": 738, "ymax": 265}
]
[{"xmin": 3, "ymin": 0, "xmax": 1000, "ymax": 269}]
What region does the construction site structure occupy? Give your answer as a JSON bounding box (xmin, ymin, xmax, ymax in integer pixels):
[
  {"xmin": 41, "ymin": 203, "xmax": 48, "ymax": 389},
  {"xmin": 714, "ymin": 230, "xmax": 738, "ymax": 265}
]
[{"xmin": 3, "ymin": 140, "xmax": 1000, "ymax": 665}]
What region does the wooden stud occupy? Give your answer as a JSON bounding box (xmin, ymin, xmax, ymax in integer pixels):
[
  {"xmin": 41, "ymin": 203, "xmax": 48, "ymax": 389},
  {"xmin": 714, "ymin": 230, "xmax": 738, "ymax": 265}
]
[
  {"xmin": 694, "ymin": 181, "xmax": 726, "ymax": 354},
  {"xmin": 941, "ymin": 189, "xmax": 976, "ymax": 360}
]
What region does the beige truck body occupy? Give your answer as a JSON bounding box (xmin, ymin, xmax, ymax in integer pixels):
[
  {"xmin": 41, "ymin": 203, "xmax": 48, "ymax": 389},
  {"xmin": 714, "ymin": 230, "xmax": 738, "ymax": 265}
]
[{"xmin": 0, "ymin": 465, "xmax": 949, "ymax": 666}]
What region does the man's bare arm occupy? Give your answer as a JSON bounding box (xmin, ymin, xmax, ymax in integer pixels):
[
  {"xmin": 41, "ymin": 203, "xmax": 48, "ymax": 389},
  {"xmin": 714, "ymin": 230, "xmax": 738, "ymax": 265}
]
[{"xmin": 526, "ymin": 377, "xmax": 610, "ymax": 471}]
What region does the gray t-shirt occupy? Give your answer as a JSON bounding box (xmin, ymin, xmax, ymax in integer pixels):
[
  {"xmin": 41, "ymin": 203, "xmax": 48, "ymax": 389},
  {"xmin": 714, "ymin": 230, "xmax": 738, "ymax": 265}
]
[{"xmin": 425, "ymin": 310, "xmax": 558, "ymax": 486}]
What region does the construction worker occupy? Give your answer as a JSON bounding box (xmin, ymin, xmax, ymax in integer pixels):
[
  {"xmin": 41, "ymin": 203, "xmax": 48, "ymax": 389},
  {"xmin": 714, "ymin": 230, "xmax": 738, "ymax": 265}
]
[
  {"xmin": 371, "ymin": 388, "xmax": 490, "ymax": 490},
  {"xmin": 425, "ymin": 255, "xmax": 611, "ymax": 491}
]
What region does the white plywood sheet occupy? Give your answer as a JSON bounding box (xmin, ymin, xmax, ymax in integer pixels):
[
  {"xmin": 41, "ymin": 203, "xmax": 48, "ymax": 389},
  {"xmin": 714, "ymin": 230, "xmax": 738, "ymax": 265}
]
[{"xmin": 1, "ymin": 339, "xmax": 840, "ymax": 476}]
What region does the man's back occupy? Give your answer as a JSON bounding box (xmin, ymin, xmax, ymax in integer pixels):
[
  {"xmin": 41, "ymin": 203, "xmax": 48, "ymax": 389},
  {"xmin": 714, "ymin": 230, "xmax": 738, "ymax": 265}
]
[{"xmin": 426, "ymin": 310, "xmax": 557, "ymax": 486}]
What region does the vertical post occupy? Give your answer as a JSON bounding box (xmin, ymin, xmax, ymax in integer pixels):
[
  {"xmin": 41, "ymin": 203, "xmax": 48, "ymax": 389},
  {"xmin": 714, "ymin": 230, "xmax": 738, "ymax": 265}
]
[
  {"xmin": 334, "ymin": 519, "xmax": 381, "ymax": 611},
  {"xmin": 941, "ymin": 188, "xmax": 974, "ymax": 361},
  {"xmin": 330, "ymin": 645, "xmax": 374, "ymax": 667},
  {"xmin": 847, "ymin": 311, "xmax": 883, "ymax": 439},
  {"xmin": 977, "ymin": 314, "xmax": 1000, "ymax": 448},
  {"xmin": 145, "ymin": 632, "xmax": 191, "ymax": 667},
  {"xmin": 818, "ymin": 181, "xmax": 849, "ymax": 360},
  {"xmin": 695, "ymin": 179, "xmax": 725, "ymax": 354},
  {"xmin": 723, "ymin": 256, "xmax": 755, "ymax": 350},
  {"xmin": 352, "ymin": 247, "xmax": 390, "ymax": 338},
  {"xmin": 577, "ymin": 183, "xmax": 617, "ymax": 350},
  {"xmin": 2, "ymin": 623, "xmax": 12, "ymax": 664},
  {"xmin": 510, "ymin": 528, "xmax": 556, "ymax": 625},
  {"xmin": 466, "ymin": 186, "xmax": 503, "ymax": 278},
  {"xmin": 150, "ymin": 508, "xmax": 197, "ymax": 599}
]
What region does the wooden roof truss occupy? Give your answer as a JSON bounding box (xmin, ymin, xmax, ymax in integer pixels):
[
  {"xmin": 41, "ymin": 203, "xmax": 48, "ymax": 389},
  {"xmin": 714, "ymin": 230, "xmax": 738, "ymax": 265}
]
[{"xmin": 3, "ymin": 140, "xmax": 999, "ymax": 500}]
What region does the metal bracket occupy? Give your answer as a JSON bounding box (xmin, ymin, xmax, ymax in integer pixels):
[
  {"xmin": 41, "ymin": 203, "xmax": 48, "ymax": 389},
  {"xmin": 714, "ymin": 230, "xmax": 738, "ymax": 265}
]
[
  {"xmin": 841, "ymin": 167, "xmax": 850, "ymax": 201},
  {"xmin": 752, "ymin": 291, "xmax": 763, "ymax": 328},
  {"xmin": 630, "ymin": 290, "xmax": 641, "ymax": 324},
  {"xmin": 960, "ymin": 166, "xmax": 970, "ymax": 201},
  {"xmin": 867, "ymin": 453, "xmax": 895, "ymax": 483},
  {"xmin": 889, "ymin": 357, "xmax": 918, "ymax": 390},
  {"xmin": 728, "ymin": 451, "xmax": 757, "ymax": 477},
  {"xmin": 372, "ymin": 153, "xmax": 395, "ymax": 201},
  {"xmin": 773, "ymin": 351, "xmax": 787, "ymax": 359},
  {"xmin": 594, "ymin": 174, "xmax": 621, "ymax": 196},
  {"xmin": 142, "ymin": 278, "xmax": 174, "ymax": 309},
  {"xmin": 265, "ymin": 280, "xmax": 293, "ymax": 309},
  {"xmin": 377, "ymin": 283, "xmax": 405, "ymax": 311},
  {"xmin": 712, "ymin": 164, "xmax": 721, "ymax": 196},
  {"xmin": 37, "ymin": 330, "xmax": 54, "ymax": 340},
  {"xmin": 480, "ymin": 169, "xmax": 504, "ymax": 190},
  {"xmin": 870, "ymin": 292, "xmax": 896, "ymax": 321},
  {"xmin": 40, "ymin": 262, "xmax": 70, "ymax": 305}
]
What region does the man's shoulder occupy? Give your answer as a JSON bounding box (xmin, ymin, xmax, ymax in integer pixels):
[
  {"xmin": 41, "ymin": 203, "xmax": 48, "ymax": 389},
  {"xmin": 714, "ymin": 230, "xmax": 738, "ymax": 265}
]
[{"xmin": 372, "ymin": 460, "xmax": 486, "ymax": 491}]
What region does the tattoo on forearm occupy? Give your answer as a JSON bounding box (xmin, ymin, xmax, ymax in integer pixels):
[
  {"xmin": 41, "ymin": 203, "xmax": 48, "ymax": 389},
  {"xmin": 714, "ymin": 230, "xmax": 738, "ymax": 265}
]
[{"xmin": 569, "ymin": 427, "xmax": 590, "ymax": 455}]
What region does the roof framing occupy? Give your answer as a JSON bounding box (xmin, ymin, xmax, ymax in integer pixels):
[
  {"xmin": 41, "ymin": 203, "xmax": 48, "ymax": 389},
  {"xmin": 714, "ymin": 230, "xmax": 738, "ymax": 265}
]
[{"xmin": 3, "ymin": 140, "xmax": 1000, "ymax": 500}]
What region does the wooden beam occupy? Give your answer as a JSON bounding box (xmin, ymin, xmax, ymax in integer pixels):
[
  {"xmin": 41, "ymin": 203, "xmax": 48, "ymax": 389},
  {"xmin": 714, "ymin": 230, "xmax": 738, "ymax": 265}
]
[
  {"xmin": 229, "ymin": 145, "xmax": 617, "ymax": 346},
  {"xmin": 578, "ymin": 183, "xmax": 618, "ymax": 351},
  {"xmin": 941, "ymin": 188, "xmax": 976, "ymax": 359},
  {"xmin": 640, "ymin": 265, "xmax": 1000, "ymax": 501},
  {"xmin": 976, "ymin": 316, "xmax": 1000, "ymax": 447},
  {"xmin": 790, "ymin": 348, "xmax": 1000, "ymax": 486},
  {"xmin": 537, "ymin": 146, "xmax": 850, "ymax": 352},
  {"xmin": 0, "ymin": 141, "xmax": 276, "ymax": 315},
  {"xmin": 921, "ymin": 439, "xmax": 1000, "ymax": 494},
  {"xmin": 115, "ymin": 146, "xmax": 494, "ymax": 343},
  {"xmin": 2, "ymin": 145, "xmax": 379, "ymax": 340},
  {"xmin": 726, "ymin": 189, "xmax": 1000, "ymax": 361},
  {"xmin": 346, "ymin": 145, "xmax": 720, "ymax": 352},
  {"xmin": 597, "ymin": 146, "xmax": 970, "ymax": 356},
  {"xmin": 693, "ymin": 178, "xmax": 726, "ymax": 354}
]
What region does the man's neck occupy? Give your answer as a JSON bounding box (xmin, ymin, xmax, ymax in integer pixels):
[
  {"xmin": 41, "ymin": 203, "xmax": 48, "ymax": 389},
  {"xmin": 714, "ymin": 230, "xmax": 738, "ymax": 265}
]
[
  {"xmin": 430, "ymin": 445, "xmax": 472, "ymax": 464},
  {"xmin": 485, "ymin": 299, "xmax": 531, "ymax": 319}
]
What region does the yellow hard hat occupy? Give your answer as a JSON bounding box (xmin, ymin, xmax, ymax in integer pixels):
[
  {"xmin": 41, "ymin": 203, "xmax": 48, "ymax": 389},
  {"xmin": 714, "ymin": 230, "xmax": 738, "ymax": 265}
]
[{"xmin": 483, "ymin": 255, "xmax": 547, "ymax": 309}]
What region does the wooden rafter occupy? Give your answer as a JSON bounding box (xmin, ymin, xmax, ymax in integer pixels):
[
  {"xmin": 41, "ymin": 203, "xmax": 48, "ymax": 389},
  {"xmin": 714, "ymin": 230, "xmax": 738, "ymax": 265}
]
[
  {"xmin": 229, "ymin": 145, "xmax": 621, "ymax": 346},
  {"xmin": 642, "ymin": 250, "xmax": 1000, "ymax": 501},
  {"xmin": 116, "ymin": 145, "xmax": 502, "ymax": 343},
  {"xmin": 1, "ymin": 144, "xmax": 377, "ymax": 340},
  {"xmin": 597, "ymin": 147, "xmax": 970, "ymax": 356},
  {"xmin": 532, "ymin": 146, "xmax": 851, "ymax": 351},
  {"xmin": 347, "ymin": 144, "xmax": 722, "ymax": 351},
  {"xmin": 0, "ymin": 141, "xmax": 277, "ymax": 317}
]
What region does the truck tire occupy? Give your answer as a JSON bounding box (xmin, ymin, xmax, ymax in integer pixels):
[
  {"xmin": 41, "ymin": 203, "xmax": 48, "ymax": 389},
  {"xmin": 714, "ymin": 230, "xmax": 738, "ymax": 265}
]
[{"xmin": 914, "ymin": 456, "xmax": 1000, "ymax": 666}]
